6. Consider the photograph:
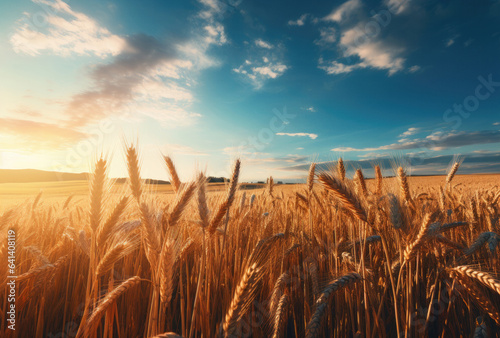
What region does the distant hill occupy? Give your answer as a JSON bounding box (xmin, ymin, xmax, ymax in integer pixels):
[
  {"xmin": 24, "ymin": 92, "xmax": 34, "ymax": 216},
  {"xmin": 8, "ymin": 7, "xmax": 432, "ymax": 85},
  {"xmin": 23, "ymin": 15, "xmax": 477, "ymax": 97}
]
[
  {"xmin": 0, "ymin": 169, "xmax": 88, "ymax": 183},
  {"xmin": 0, "ymin": 169, "xmax": 233, "ymax": 185}
]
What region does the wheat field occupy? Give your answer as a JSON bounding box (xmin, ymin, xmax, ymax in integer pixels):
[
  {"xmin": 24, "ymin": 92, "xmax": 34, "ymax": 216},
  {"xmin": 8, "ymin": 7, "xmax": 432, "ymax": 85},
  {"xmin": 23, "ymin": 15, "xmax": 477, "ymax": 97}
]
[{"xmin": 1, "ymin": 145, "xmax": 500, "ymax": 337}]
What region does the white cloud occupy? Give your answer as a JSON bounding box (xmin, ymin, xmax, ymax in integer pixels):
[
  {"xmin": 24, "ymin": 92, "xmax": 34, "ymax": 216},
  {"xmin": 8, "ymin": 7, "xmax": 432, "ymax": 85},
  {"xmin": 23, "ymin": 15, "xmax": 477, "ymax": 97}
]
[
  {"xmin": 408, "ymin": 65, "xmax": 421, "ymax": 73},
  {"xmin": 315, "ymin": 27, "xmax": 337, "ymax": 46},
  {"xmin": 253, "ymin": 64, "xmax": 287, "ymax": 79},
  {"xmin": 331, "ymin": 130, "xmax": 500, "ymax": 153},
  {"xmin": 10, "ymin": 0, "xmax": 125, "ymax": 57},
  {"xmin": 318, "ymin": 60, "xmax": 358, "ymax": 74},
  {"xmin": 385, "ymin": 0, "xmax": 410, "ymax": 14},
  {"xmin": 234, "ymin": 59, "xmax": 288, "ymax": 89},
  {"xmin": 494, "ymin": 122, "xmax": 500, "ymax": 126},
  {"xmin": 317, "ymin": 0, "xmax": 414, "ymax": 76},
  {"xmin": 305, "ymin": 107, "xmax": 316, "ymax": 112},
  {"xmin": 276, "ymin": 132, "xmax": 318, "ymax": 140},
  {"xmin": 399, "ymin": 127, "xmax": 419, "ymax": 138},
  {"xmin": 445, "ymin": 35, "xmax": 460, "ymax": 48},
  {"xmin": 331, "ymin": 147, "xmax": 361, "ymax": 152},
  {"xmin": 204, "ymin": 23, "xmax": 227, "ymax": 45},
  {"xmin": 288, "ymin": 14, "xmax": 308, "ymax": 26},
  {"xmin": 255, "ymin": 39, "xmax": 273, "ymax": 49},
  {"xmin": 296, "ymin": 147, "xmax": 304, "ymax": 150},
  {"xmin": 324, "ymin": 0, "xmax": 361, "ymax": 22},
  {"xmin": 357, "ymin": 152, "xmax": 390, "ymax": 158},
  {"xmin": 319, "ymin": 27, "xmax": 405, "ymax": 75},
  {"xmin": 342, "ymin": 34, "xmax": 404, "ymax": 75}
]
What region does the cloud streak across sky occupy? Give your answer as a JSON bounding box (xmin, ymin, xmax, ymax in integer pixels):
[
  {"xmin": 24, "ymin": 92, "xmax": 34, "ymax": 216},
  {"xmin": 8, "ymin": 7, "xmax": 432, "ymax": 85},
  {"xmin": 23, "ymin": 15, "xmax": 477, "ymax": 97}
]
[{"xmin": 331, "ymin": 130, "xmax": 500, "ymax": 152}]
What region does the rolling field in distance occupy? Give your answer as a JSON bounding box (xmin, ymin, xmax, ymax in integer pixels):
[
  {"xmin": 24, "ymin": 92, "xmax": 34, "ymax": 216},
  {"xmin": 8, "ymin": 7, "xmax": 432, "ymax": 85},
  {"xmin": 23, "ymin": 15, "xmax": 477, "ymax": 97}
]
[
  {"xmin": 1, "ymin": 147, "xmax": 500, "ymax": 337},
  {"xmin": 0, "ymin": 174, "xmax": 496, "ymax": 211}
]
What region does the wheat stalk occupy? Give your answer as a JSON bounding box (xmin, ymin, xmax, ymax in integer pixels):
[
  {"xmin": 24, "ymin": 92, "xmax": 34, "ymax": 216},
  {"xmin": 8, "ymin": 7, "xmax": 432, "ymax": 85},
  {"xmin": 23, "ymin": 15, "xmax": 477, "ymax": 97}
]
[
  {"xmin": 374, "ymin": 165, "xmax": 383, "ymax": 195},
  {"xmin": 388, "ymin": 193, "xmax": 404, "ymax": 229},
  {"xmin": 126, "ymin": 145, "xmax": 143, "ymax": 203},
  {"xmin": 308, "ymin": 163, "xmax": 316, "ymax": 194},
  {"xmin": 81, "ymin": 276, "xmax": 141, "ymax": 337},
  {"xmin": 397, "ymin": 167, "xmax": 412, "ymax": 205},
  {"xmin": 271, "ymin": 294, "xmax": 290, "ymax": 338},
  {"xmin": 306, "ymin": 273, "xmax": 361, "ymax": 338},
  {"xmin": 164, "ymin": 156, "xmax": 182, "ymax": 194},
  {"xmin": 446, "ymin": 157, "xmax": 463, "ymax": 186},
  {"xmin": 337, "ymin": 158, "xmax": 346, "ymax": 181},
  {"xmin": 168, "ymin": 181, "xmax": 196, "ymax": 227},
  {"xmin": 404, "ymin": 213, "xmax": 434, "ymax": 261},
  {"xmin": 318, "ymin": 173, "xmax": 367, "ymax": 223},
  {"xmin": 269, "ymin": 272, "xmax": 290, "ymax": 315},
  {"xmin": 159, "ymin": 238, "xmax": 176, "ymax": 304},
  {"xmin": 449, "ymin": 270, "xmax": 500, "ymax": 326},
  {"xmin": 90, "ymin": 158, "xmax": 107, "ymax": 232},
  {"xmin": 354, "ymin": 169, "xmax": 368, "ymax": 197},
  {"xmin": 464, "ymin": 232, "xmax": 493, "ymax": 256},
  {"xmin": 97, "ymin": 196, "xmax": 129, "ymax": 248},
  {"xmin": 452, "ymin": 266, "xmax": 500, "ymax": 295},
  {"xmin": 208, "ymin": 159, "xmax": 240, "ymax": 233},
  {"xmin": 222, "ymin": 262, "xmax": 262, "ymax": 337},
  {"xmin": 197, "ymin": 173, "xmax": 210, "ymax": 228}
]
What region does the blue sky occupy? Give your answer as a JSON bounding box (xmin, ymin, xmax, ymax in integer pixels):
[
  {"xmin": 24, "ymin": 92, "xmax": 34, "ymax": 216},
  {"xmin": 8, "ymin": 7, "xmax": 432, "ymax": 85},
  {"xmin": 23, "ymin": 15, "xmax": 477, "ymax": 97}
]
[{"xmin": 1, "ymin": 0, "xmax": 500, "ymax": 182}]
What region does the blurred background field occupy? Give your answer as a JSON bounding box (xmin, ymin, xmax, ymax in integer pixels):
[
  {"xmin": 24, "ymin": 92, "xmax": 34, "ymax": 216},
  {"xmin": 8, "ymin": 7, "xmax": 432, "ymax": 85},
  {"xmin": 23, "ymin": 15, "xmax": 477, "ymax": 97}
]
[{"xmin": 0, "ymin": 174, "xmax": 497, "ymax": 211}]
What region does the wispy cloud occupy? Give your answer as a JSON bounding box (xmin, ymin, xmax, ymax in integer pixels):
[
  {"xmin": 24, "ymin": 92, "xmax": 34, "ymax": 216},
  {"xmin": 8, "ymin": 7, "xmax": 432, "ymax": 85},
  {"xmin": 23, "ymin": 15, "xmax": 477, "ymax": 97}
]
[
  {"xmin": 252, "ymin": 64, "xmax": 287, "ymax": 78},
  {"xmin": 255, "ymin": 38, "xmax": 273, "ymax": 49},
  {"xmin": 317, "ymin": 26, "xmax": 406, "ymax": 75},
  {"xmin": 323, "ymin": 0, "xmax": 361, "ymax": 22},
  {"xmin": 11, "ymin": 0, "xmax": 125, "ymax": 57},
  {"xmin": 445, "ymin": 34, "xmax": 460, "ymax": 47},
  {"xmin": 233, "ymin": 61, "xmax": 288, "ymax": 88},
  {"xmin": 288, "ymin": 14, "xmax": 309, "ymax": 26},
  {"xmin": 65, "ymin": 33, "xmax": 199, "ymax": 128},
  {"xmin": 316, "ymin": 0, "xmax": 416, "ymax": 76},
  {"xmin": 277, "ymin": 132, "xmax": 318, "ymax": 140},
  {"xmin": 331, "ymin": 130, "xmax": 500, "ymax": 152},
  {"xmin": 385, "ymin": 0, "xmax": 410, "ymax": 15},
  {"xmin": 318, "ymin": 60, "xmax": 358, "ymax": 75},
  {"xmin": 315, "ymin": 27, "xmax": 337, "ymax": 46},
  {"xmin": 305, "ymin": 106, "xmax": 316, "ymax": 112},
  {"xmin": 399, "ymin": 127, "xmax": 420, "ymax": 138},
  {"xmin": 493, "ymin": 122, "xmax": 500, "ymax": 126}
]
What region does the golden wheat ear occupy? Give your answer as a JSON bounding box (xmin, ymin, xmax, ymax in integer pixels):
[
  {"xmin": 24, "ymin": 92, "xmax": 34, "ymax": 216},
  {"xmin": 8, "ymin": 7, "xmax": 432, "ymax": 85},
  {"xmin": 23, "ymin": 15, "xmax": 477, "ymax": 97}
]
[
  {"xmin": 337, "ymin": 157, "xmax": 346, "ymax": 181},
  {"xmin": 164, "ymin": 155, "xmax": 182, "ymax": 194},
  {"xmin": 89, "ymin": 158, "xmax": 107, "ymax": 232},
  {"xmin": 397, "ymin": 167, "xmax": 413, "ymax": 205},
  {"xmin": 126, "ymin": 145, "xmax": 142, "ymax": 203},
  {"xmin": 208, "ymin": 159, "xmax": 240, "ymax": 234},
  {"xmin": 374, "ymin": 165, "xmax": 383, "ymax": 195},
  {"xmin": 305, "ymin": 273, "xmax": 361, "ymax": 338},
  {"xmin": 318, "ymin": 173, "xmax": 367, "ymax": 223},
  {"xmin": 271, "ymin": 293, "xmax": 290, "ymax": 338},
  {"xmin": 80, "ymin": 276, "xmax": 142, "ymax": 337},
  {"xmin": 196, "ymin": 172, "xmax": 210, "ymax": 228}
]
